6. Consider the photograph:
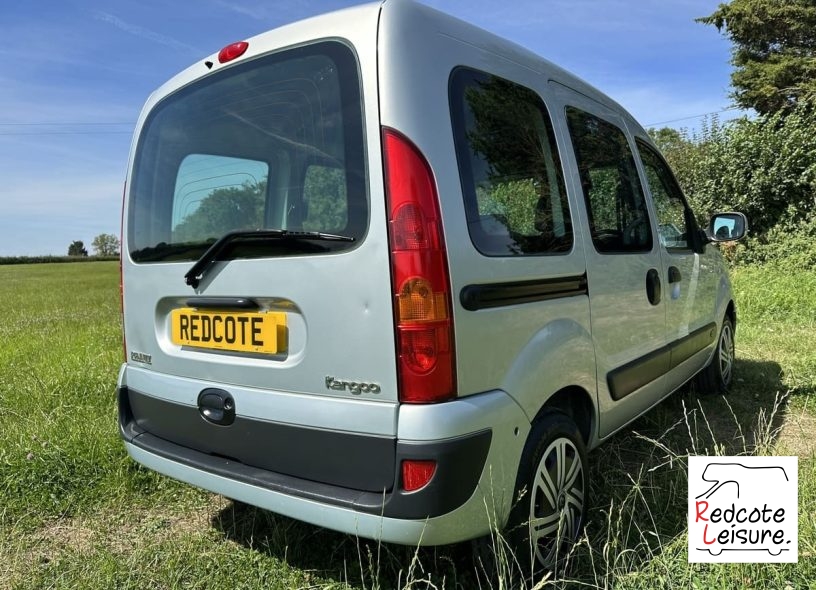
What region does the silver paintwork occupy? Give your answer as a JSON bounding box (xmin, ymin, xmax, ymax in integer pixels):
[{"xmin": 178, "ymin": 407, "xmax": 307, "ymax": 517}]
[
  {"xmin": 122, "ymin": 2, "xmax": 398, "ymax": 414},
  {"xmin": 120, "ymin": 0, "xmax": 739, "ymax": 545}
]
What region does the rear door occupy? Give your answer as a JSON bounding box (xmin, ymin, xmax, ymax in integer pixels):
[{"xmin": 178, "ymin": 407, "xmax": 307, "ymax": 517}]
[
  {"xmin": 123, "ymin": 39, "xmax": 399, "ymax": 416},
  {"xmin": 551, "ymin": 84, "xmax": 669, "ymax": 438},
  {"xmin": 445, "ymin": 67, "xmax": 591, "ymax": 407}
]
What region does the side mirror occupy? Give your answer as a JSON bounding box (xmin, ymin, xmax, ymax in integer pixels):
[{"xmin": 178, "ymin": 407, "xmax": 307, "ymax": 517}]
[{"xmin": 707, "ymin": 212, "xmax": 748, "ymax": 242}]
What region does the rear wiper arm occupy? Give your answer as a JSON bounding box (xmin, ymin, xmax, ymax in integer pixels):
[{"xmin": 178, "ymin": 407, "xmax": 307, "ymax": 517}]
[{"xmin": 184, "ymin": 229, "xmax": 354, "ymax": 288}]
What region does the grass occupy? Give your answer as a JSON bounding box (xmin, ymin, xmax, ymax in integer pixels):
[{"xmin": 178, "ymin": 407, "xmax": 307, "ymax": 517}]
[{"xmin": 0, "ymin": 261, "xmax": 814, "ymax": 589}]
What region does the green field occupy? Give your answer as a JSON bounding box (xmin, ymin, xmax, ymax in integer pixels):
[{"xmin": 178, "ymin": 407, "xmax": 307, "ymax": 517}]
[{"xmin": 1, "ymin": 262, "xmax": 814, "ymax": 589}]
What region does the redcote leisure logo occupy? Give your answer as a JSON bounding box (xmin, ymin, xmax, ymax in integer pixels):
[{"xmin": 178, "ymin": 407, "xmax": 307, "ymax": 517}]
[{"xmin": 688, "ymin": 456, "xmax": 798, "ymax": 563}]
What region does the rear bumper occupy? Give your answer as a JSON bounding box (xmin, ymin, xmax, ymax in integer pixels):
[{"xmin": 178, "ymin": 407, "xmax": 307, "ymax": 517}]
[
  {"xmin": 117, "ymin": 365, "xmax": 529, "ymax": 545},
  {"xmin": 119, "ymin": 386, "xmax": 491, "ymax": 520},
  {"xmin": 124, "ymin": 438, "xmax": 479, "ymax": 545}
]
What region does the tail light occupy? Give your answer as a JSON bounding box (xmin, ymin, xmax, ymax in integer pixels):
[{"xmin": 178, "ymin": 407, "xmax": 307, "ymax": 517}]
[{"xmin": 382, "ymin": 128, "xmax": 456, "ymax": 403}]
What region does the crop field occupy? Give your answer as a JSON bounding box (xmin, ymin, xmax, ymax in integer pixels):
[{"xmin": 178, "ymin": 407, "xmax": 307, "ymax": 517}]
[{"xmin": 0, "ymin": 261, "xmax": 814, "ymax": 589}]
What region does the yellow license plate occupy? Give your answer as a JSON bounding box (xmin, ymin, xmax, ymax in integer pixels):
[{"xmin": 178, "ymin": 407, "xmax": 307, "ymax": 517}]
[{"xmin": 170, "ymin": 308, "xmax": 287, "ymax": 354}]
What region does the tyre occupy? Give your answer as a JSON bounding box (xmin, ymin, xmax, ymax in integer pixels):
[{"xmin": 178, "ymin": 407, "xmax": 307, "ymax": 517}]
[
  {"xmin": 505, "ymin": 411, "xmax": 588, "ymax": 583},
  {"xmin": 695, "ymin": 316, "xmax": 735, "ymax": 394}
]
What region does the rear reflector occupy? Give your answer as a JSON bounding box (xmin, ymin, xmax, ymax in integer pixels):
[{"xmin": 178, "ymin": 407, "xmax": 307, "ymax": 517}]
[
  {"xmin": 382, "ymin": 128, "xmax": 456, "ymax": 403},
  {"xmin": 401, "ymin": 460, "xmax": 437, "ymax": 492},
  {"xmin": 218, "ymin": 41, "xmax": 249, "ymax": 64}
]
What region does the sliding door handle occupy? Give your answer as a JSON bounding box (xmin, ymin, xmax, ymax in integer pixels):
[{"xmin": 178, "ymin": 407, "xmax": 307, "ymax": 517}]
[{"xmin": 668, "ymin": 266, "xmax": 682, "ymax": 284}]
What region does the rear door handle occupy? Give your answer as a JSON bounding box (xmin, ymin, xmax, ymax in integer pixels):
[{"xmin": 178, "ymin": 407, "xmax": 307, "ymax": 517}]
[
  {"xmin": 646, "ymin": 268, "xmax": 661, "ymax": 306},
  {"xmin": 668, "ymin": 266, "xmax": 682, "ymax": 284}
]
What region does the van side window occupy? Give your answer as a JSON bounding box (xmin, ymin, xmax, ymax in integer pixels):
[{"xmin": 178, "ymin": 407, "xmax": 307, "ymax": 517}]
[
  {"xmin": 450, "ymin": 68, "xmax": 572, "ymax": 256},
  {"xmin": 636, "ymin": 140, "xmax": 692, "ymax": 250},
  {"xmin": 565, "ymin": 108, "xmax": 653, "ymax": 253}
]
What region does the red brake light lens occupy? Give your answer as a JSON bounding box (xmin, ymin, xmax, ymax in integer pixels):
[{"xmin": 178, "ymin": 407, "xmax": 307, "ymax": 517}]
[
  {"xmin": 382, "ymin": 128, "xmax": 455, "ymax": 403},
  {"xmin": 218, "ymin": 41, "xmax": 249, "ymax": 64},
  {"xmin": 393, "ymin": 203, "xmax": 429, "ymax": 250},
  {"xmin": 401, "ymin": 460, "xmax": 437, "ymax": 492}
]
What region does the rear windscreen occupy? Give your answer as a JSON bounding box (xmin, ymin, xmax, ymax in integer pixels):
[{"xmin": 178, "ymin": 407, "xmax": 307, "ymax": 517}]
[{"xmin": 128, "ymin": 41, "xmax": 366, "ymax": 262}]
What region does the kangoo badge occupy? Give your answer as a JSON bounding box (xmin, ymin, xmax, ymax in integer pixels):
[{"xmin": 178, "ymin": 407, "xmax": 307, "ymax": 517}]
[{"xmin": 688, "ymin": 456, "xmax": 798, "ymax": 563}]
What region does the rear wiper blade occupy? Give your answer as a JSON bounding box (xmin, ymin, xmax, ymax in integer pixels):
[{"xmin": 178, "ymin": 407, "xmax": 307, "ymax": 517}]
[{"xmin": 184, "ymin": 229, "xmax": 354, "ymax": 288}]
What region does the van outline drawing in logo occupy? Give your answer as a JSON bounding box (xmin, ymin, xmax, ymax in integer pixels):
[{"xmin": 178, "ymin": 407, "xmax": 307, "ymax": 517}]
[{"xmin": 688, "ymin": 456, "xmax": 798, "ymax": 563}]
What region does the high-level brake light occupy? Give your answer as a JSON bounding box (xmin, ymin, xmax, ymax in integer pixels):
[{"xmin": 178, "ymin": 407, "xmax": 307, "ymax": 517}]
[{"xmin": 218, "ymin": 41, "xmax": 249, "ymax": 64}]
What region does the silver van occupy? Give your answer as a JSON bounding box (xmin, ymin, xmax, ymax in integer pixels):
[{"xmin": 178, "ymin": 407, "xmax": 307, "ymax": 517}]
[{"xmin": 118, "ymin": 0, "xmax": 746, "ymax": 576}]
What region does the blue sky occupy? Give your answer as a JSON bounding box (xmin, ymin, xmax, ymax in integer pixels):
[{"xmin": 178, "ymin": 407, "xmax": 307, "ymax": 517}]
[{"xmin": 0, "ymin": 0, "xmax": 739, "ymax": 256}]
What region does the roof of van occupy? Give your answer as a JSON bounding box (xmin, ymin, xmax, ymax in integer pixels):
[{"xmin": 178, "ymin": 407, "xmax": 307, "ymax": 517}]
[
  {"xmin": 379, "ymin": 0, "xmax": 631, "ymax": 117},
  {"xmin": 138, "ymin": 0, "xmax": 640, "ymax": 138}
]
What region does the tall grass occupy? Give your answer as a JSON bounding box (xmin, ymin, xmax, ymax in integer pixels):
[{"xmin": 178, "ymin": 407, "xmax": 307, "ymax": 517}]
[{"xmin": 1, "ymin": 262, "xmax": 813, "ymax": 589}]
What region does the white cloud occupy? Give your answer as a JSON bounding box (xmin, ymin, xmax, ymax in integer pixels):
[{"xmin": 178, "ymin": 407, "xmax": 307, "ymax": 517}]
[
  {"xmin": 211, "ymin": 0, "xmax": 316, "ymax": 22},
  {"xmin": 604, "ymin": 84, "xmax": 746, "ymax": 130},
  {"xmin": 94, "ymin": 11, "xmax": 202, "ymax": 56},
  {"xmin": 0, "ymin": 70, "xmax": 137, "ymax": 254},
  {"xmin": 0, "ymin": 75, "xmax": 139, "ymax": 125},
  {"xmin": 0, "ymin": 173, "xmax": 123, "ymax": 256},
  {"xmin": 212, "ymin": 0, "xmax": 271, "ymax": 21},
  {"xmin": 0, "ymin": 174, "xmax": 122, "ymax": 216},
  {"xmin": 426, "ymin": 0, "xmax": 662, "ymax": 36}
]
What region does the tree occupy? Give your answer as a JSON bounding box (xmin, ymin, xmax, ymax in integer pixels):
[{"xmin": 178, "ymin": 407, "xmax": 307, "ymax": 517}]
[
  {"xmin": 91, "ymin": 233, "xmax": 120, "ymax": 257},
  {"xmin": 67, "ymin": 240, "xmax": 88, "ymax": 257},
  {"xmin": 649, "ymin": 105, "xmax": 816, "ymax": 236},
  {"xmin": 698, "ymin": 0, "xmax": 816, "ymax": 114},
  {"xmin": 462, "ymin": 75, "xmax": 560, "ymax": 236},
  {"xmin": 173, "ymin": 181, "xmax": 265, "ymax": 243},
  {"xmin": 302, "ymin": 167, "xmax": 347, "ymax": 233},
  {"xmin": 648, "ymin": 127, "xmax": 686, "ymax": 156}
]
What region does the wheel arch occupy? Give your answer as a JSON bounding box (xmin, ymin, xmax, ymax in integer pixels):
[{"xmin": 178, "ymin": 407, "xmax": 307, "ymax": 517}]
[
  {"xmin": 725, "ymin": 299, "xmax": 736, "ymax": 328},
  {"xmin": 531, "ymin": 386, "xmax": 595, "ymax": 448},
  {"xmin": 499, "ymin": 317, "xmax": 597, "ymax": 446},
  {"xmin": 505, "ymin": 394, "xmax": 591, "ymax": 577}
]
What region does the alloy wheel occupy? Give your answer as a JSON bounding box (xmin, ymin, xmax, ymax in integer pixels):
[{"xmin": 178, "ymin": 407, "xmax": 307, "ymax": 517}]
[
  {"xmin": 529, "ymin": 436, "xmax": 584, "ymax": 569},
  {"xmin": 719, "ymin": 321, "xmax": 734, "ymax": 386}
]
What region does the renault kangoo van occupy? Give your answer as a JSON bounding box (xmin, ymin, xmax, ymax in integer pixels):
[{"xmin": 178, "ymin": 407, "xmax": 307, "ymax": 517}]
[{"xmin": 118, "ymin": 0, "xmax": 746, "ymax": 575}]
